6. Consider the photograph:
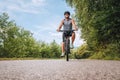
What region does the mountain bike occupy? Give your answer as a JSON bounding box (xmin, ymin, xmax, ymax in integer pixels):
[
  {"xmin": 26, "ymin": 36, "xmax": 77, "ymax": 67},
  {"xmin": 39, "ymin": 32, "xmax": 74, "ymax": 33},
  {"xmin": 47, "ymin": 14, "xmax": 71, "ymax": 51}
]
[{"xmin": 59, "ymin": 30, "xmax": 75, "ymax": 61}]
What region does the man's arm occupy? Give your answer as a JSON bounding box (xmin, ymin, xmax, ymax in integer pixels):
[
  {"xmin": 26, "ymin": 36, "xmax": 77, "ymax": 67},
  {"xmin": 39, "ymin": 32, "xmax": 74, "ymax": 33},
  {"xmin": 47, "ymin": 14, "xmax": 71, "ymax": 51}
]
[
  {"xmin": 57, "ymin": 20, "xmax": 64, "ymax": 32},
  {"xmin": 71, "ymin": 19, "xmax": 78, "ymax": 31}
]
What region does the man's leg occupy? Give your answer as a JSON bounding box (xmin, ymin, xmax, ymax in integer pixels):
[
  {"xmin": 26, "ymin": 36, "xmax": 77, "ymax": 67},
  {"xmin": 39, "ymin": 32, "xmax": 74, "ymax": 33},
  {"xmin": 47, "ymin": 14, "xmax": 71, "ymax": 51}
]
[{"xmin": 61, "ymin": 33, "xmax": 65, "ymax": 57}]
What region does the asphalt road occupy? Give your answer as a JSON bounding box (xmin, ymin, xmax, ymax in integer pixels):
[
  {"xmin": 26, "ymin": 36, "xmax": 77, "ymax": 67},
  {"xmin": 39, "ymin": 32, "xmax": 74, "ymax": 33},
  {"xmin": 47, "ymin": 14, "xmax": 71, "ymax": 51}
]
[{"xmin": 0, "ymin": 59, "xmax": 120, "ymax": 80}]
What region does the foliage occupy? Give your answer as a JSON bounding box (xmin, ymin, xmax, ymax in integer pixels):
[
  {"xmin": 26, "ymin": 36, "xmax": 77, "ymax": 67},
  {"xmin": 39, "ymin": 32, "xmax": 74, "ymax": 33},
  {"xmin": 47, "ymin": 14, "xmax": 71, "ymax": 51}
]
[
  {"xmin": 0, "ymin": 13, "xmax": 61, "ymax": 58},
  {"xmin": 72, "ymin": 44, "xmax": 92, "ymax": 59},
  {"xmin": 66, "ymin": 0, "xmax": 120, "ymax": 59}
]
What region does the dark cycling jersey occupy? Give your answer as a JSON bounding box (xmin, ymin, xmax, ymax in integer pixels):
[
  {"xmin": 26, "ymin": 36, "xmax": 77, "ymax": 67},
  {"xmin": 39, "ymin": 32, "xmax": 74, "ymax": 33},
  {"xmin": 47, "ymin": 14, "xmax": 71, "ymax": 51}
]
[
  {"xmin": 63, "ymin": 18, "xmax": 72, "ymax": 31},
  {"xmin": 62, "ymin": 18, "xmax": 73, "ymax": 42}
]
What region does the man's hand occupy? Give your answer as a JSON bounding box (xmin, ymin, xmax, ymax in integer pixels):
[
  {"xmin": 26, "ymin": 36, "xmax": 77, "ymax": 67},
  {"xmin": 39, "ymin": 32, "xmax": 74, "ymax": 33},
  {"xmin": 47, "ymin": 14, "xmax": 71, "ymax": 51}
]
[
  {"xmin": 57, "ymin": 29, "xmax": 60, "ymax": 32},
  {"xmin": 75, "ymin": 27, "xmax": 78, "ymax": 31}
]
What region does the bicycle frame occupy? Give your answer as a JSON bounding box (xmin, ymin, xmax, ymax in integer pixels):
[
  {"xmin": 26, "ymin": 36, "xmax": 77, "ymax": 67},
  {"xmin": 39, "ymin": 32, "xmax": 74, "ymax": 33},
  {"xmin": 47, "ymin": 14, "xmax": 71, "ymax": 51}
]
[
  {"xmin": 64, "ymin": 36, "xmax": 70, "ymax": 61},
  {"xmin": 59, "ymin": 30, "xmax": 75, "ymax": 61}
]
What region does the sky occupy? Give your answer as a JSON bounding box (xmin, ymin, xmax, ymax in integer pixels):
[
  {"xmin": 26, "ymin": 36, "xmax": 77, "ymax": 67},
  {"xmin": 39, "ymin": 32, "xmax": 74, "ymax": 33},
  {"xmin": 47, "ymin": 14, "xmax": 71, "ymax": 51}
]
[{"xmin": 0, "ymin": 0, "xmax": 84, "ymax": 47}]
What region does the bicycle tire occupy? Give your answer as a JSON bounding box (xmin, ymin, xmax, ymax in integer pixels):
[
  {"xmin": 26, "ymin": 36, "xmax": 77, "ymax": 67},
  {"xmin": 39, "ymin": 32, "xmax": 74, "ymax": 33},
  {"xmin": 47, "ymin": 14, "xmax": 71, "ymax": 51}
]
[{"xmin": 66, "ymin": 38, "xmax": 70, "ymax": 61}]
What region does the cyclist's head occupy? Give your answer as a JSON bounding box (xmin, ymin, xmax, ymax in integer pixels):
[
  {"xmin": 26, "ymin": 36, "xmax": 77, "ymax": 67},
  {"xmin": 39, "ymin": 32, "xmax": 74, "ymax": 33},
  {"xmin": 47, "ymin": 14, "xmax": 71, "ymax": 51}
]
[{"xmin": 64, "ymin": 11, "xmax": 70, "ymax": 18}]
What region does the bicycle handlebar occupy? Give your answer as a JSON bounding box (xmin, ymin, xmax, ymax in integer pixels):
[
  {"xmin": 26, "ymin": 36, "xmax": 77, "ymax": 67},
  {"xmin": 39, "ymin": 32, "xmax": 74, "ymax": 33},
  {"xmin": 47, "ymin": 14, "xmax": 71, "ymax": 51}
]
[{"xmin": 59, "ymin": 30, "xmax": 75, "ymax": 32}]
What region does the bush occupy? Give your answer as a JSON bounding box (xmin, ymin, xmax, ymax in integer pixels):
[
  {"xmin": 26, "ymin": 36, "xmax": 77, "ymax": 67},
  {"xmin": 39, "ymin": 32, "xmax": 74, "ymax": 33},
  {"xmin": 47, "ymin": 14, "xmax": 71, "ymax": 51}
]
[
  {"xmin": 73, "ymin": 44, "xmax": 92, "ymax": 59},
  {"xmin": 90, "ymin": 43, "xmax": 120, "ymax": 60}
]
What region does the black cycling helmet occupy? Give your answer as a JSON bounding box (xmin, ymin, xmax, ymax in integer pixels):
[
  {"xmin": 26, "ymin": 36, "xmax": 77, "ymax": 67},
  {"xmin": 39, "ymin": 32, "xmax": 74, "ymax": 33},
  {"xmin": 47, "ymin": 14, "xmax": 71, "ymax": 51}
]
[{"xmin": 64, "ymin": 11, "xmax": 70, "ymax": 15}]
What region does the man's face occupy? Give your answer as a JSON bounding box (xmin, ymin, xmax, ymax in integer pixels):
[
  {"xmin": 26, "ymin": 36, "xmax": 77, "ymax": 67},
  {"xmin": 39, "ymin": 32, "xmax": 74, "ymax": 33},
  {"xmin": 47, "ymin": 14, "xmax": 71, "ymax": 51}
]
[{"xmin": 64, "ymin": 13, "xmax": 70, "ymax": 18}]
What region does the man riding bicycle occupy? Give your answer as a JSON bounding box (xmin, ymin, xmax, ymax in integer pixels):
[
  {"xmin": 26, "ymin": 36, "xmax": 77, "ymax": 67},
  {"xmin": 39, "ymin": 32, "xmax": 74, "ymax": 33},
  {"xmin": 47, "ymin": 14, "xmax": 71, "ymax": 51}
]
[{"xmin": 57, "ymin": 11, "xmax": 78, "ymax": 57}]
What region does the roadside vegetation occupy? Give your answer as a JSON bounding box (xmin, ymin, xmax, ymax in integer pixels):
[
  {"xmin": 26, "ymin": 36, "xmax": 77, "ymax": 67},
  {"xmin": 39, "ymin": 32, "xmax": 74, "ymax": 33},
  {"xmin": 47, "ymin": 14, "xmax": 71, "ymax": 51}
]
[
  {"xmin": 1, "ymin": 0, "xmax": 120, "ymax": 60},
  {"xmin": 0, "ymin": 13, "xmax": 61, "ymax": 59},
  {"xmin": 66, "ymin": 0, "xmax": 120, "ymax": 60}
]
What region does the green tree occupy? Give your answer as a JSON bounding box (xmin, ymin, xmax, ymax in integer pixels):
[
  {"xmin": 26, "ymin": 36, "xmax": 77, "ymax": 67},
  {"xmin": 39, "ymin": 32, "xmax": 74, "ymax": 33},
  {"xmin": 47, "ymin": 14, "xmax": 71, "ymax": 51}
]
[
  {"xmin": 49, "ymin": 40, "xmax": 61, "ymax": 58},
  {"xmin": 0, "ymin": 13, "xmax": 40, "ymax": 58},
  {"xmin": 0, "ymin": 13, "xmax": 62, "ymax": 58},
  {"xmin": 66, "ymin": 0, "xmax": 120, "ymax": 59}
]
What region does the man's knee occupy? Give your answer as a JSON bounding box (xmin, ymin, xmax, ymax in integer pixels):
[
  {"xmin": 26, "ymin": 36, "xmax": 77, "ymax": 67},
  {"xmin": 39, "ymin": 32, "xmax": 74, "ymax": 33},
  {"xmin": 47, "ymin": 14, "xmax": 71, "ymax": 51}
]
[{"xmin": 72, "ymin": 32, "xmax": 75, "ymax": 36}]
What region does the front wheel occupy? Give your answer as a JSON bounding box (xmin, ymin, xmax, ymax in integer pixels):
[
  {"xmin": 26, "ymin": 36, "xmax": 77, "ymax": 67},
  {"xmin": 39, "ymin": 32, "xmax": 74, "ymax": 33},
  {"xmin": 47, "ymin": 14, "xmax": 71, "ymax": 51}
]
[
  {"xmin": 65, "ymin": 38, "xmax": 70, "ymax": 61},
  {"xmin": 66, "ymin": 52, "xmax": 69, "ymax": 61}
]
